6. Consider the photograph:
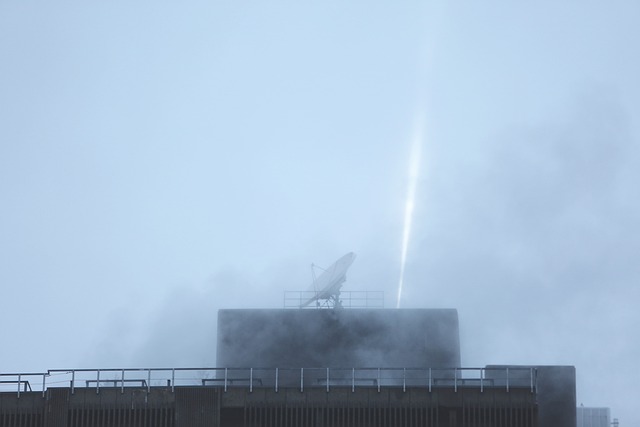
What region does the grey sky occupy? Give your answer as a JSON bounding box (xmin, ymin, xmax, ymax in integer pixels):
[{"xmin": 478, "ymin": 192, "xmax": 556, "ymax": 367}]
[{"xmin": 1, "ymin": 1, "xmax": 639, "ymax": 424}]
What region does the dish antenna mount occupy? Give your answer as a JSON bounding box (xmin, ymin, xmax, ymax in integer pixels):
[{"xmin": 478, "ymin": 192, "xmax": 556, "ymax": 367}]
[{"xmin": 300, "ymin": 252, "xmax": 356, "ymax": 309}]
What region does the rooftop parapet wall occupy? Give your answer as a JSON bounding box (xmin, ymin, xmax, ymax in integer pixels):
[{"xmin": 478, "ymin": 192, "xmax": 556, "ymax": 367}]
[
  {"xmin": 0, "ymin": 366, "xmax": 546, "ymax": 427},
  {"xmin": 216, "ymin": 309, "xmax": 461, "ymax": 371},
  {"xmin": 1, "ymin": 385, "xmax": 539, "ymax": 427},
  {"xmin": 0, "ymin": 367, "xmax": 537, "ymax": 396}
]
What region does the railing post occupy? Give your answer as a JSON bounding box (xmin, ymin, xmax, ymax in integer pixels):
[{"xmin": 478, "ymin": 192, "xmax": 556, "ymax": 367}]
[
  {"xmin": 428, "ymin": 368, "xmax": 432, "ymax": 393},
  {"xmin": 506, "ymin": 368, "xmax": 510, "ymax": 393},
  {"xmin": 42, "ymin": 374, "xmax": 46, "ymax": 397},
  {"xmin": 530, "ymin": 368, "xmax": 534, "ymax": 393},
  {"xmin": 377, "ymin": 368, "xmax": 381, "ymax": 393},
  {"xmin": 71, "ymin": 370, "xmax": 75, "ymax": 395},
  {"xmin": 403, "ymin": 368, "xmax": 406, "ymax": 393},
  {"xmin": 326, "ymin": 368, "xmax": 329, "ymax": 393},
  {"xmin": 96, "ymin": 370, "xmax": 100, "ymax": 394},
  {"xmin": 121, "ymin": 369, "xmax": 125, "ymax": 394},
  {"xmin": 300, "ymin": 368, "xmax": 304, "ymax": 393},
  {"xmin": 17, "ymin": 374, "xmax": 21, "ymax": 399},
  {"xmin": 454, "ymin": 368, "xmax": 457, "ymax": 392},
  {"xmin": 351, "ymin": 368, "xmax": 355, "ymax": 393},
  {"xmin": 224, "ymin": 368, "xmax": 228, "ymax": 393},
  {"xmin": 275, "ymin": 368, "xmax": 278, "ymax": 393},
  {"xmin": 147, "ymin": 369, "xmax": 151, "ymax": 394},
  {"xmin": 480, "ymin": 368, "xmax": 484, "ymax": 393},
  {"xmin": 249, "ymin": 368, "xmax": 253, "ymax": 393},
  {"xmin": 171, "ymin": 369, "xmax": 175, "ymax": 393}
]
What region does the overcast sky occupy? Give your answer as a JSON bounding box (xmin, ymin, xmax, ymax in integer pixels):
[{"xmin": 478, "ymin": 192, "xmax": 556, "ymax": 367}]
[{"xmin": 1, "ymin": 1, "xmax": 639, "ymax": 424}]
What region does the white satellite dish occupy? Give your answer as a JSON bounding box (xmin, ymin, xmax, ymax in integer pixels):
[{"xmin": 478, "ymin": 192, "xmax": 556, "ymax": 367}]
[{"xmin": 300, "ymin": 252, "xmax": 356, "ymax": 308}]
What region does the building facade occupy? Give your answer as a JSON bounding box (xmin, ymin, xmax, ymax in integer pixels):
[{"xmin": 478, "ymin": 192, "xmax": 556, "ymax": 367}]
[
  {"xmin": 577, "ymin": 407, "xmax": 611, "ymax": 427},
  {"xmin": 0, "ymin": 308, "xmax": 577, "ymax": 426}
]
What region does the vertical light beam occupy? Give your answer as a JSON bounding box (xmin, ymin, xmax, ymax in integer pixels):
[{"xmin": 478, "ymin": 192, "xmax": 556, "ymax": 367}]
[{"xmin": 396, "ymin": 118, "xmax": 423, "ymax": 308}]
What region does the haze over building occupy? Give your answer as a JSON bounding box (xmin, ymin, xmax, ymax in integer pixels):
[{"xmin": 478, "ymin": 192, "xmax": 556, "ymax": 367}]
[{"xmin": 1, "ymin": 304, "xmax": 578, "ymax": 426}]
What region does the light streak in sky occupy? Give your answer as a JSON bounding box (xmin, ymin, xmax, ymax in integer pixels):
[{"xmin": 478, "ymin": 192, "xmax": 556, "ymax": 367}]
[{"xmin": 396, "ymin": 118, "xmax": 423, "ymax": 309}]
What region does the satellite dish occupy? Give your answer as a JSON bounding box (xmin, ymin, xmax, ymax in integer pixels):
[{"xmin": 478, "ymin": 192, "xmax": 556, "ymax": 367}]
[{"xmin": 300, "ymin": 252, "xmax": 356, "ymax": 308}]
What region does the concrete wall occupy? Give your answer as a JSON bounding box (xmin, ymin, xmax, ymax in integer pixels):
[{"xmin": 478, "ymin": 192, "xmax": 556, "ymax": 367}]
[
  {"xmin": 577, "ymin": 407, "xmax": 610, "ymax": 427},
  {"xmin": 216, "ymin": 309, "xmax": 461, "ymax": 370},
  {"xmin": 1, "ymin": 385, "xmax": 538, "ymax": 427},
  {"xmin": 0, "ymin": 388, "xmax": 218, "ymax": 427},
  {"xmin": 222, "ymin": 386, "xmax": 538, "ymax": 427},
  {"xmin": 485, "ymin": 365, "xmax": 576, "ymax": 427}
]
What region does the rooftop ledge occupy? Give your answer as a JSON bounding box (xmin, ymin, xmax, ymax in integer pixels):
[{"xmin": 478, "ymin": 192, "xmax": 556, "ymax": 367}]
[{"xmin": 1, "ymin": 367, "xmax": 537, "ymax": 396}]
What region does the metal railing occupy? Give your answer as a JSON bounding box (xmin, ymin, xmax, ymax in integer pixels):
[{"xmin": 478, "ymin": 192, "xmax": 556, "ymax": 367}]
[
  {"xmin": 284, "ymin": 291, "xmax": 385, "ymax": 308},
  {"xmin": 0, "ymin": 373, "xmax": 47, "ymax": 397},
  {"xmin": 0, "ymin": 367, "xmax": 536, "ymax": 397}
]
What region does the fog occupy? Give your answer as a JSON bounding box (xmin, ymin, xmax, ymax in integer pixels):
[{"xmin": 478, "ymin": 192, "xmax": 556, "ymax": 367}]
[{"xmin": 1, "ymin": 1, "xmax": 639, "ymax": 424}]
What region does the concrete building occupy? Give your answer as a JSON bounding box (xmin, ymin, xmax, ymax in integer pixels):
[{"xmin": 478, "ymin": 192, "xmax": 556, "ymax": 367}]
[
  {"xmin": 216, "ymin": 309, "xmax": 461, "ymax": 375},
  {"xmin": 577, "ymin": 407, "xmax": 611, "ymax": 427},
  {"xmin": 0, "ymin": 308, "xmax": 577, "ymax": 426}
]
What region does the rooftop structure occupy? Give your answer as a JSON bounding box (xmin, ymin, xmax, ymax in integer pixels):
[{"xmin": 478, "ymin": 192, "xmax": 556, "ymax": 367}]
[
  {"xmin": 0, "ymin": 255, "xmax": 577, "ymax": 427},
  {"xmin": 1, "ymin": 365, "xmax": 542, "ymax": 427},
  {"xmin": 217, "ymin": 309, "xmax": 461, "ymax": 372},
  {"xmin": 577, "ymin": 406, "xmax": 611, "ymax": 427},
  {"xmin": 1, "ymin": 307, "xmax": 577, "ymax": 426}
]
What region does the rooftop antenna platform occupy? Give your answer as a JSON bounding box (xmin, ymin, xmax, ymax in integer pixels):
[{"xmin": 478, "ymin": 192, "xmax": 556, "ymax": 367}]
[
  {"xmin": 303, "ymin": 252, "xmax": 355, "ymax": 308},
  {"xmin": 284, "ymin": 252, "xmax": 383, "ymax": 309}
]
